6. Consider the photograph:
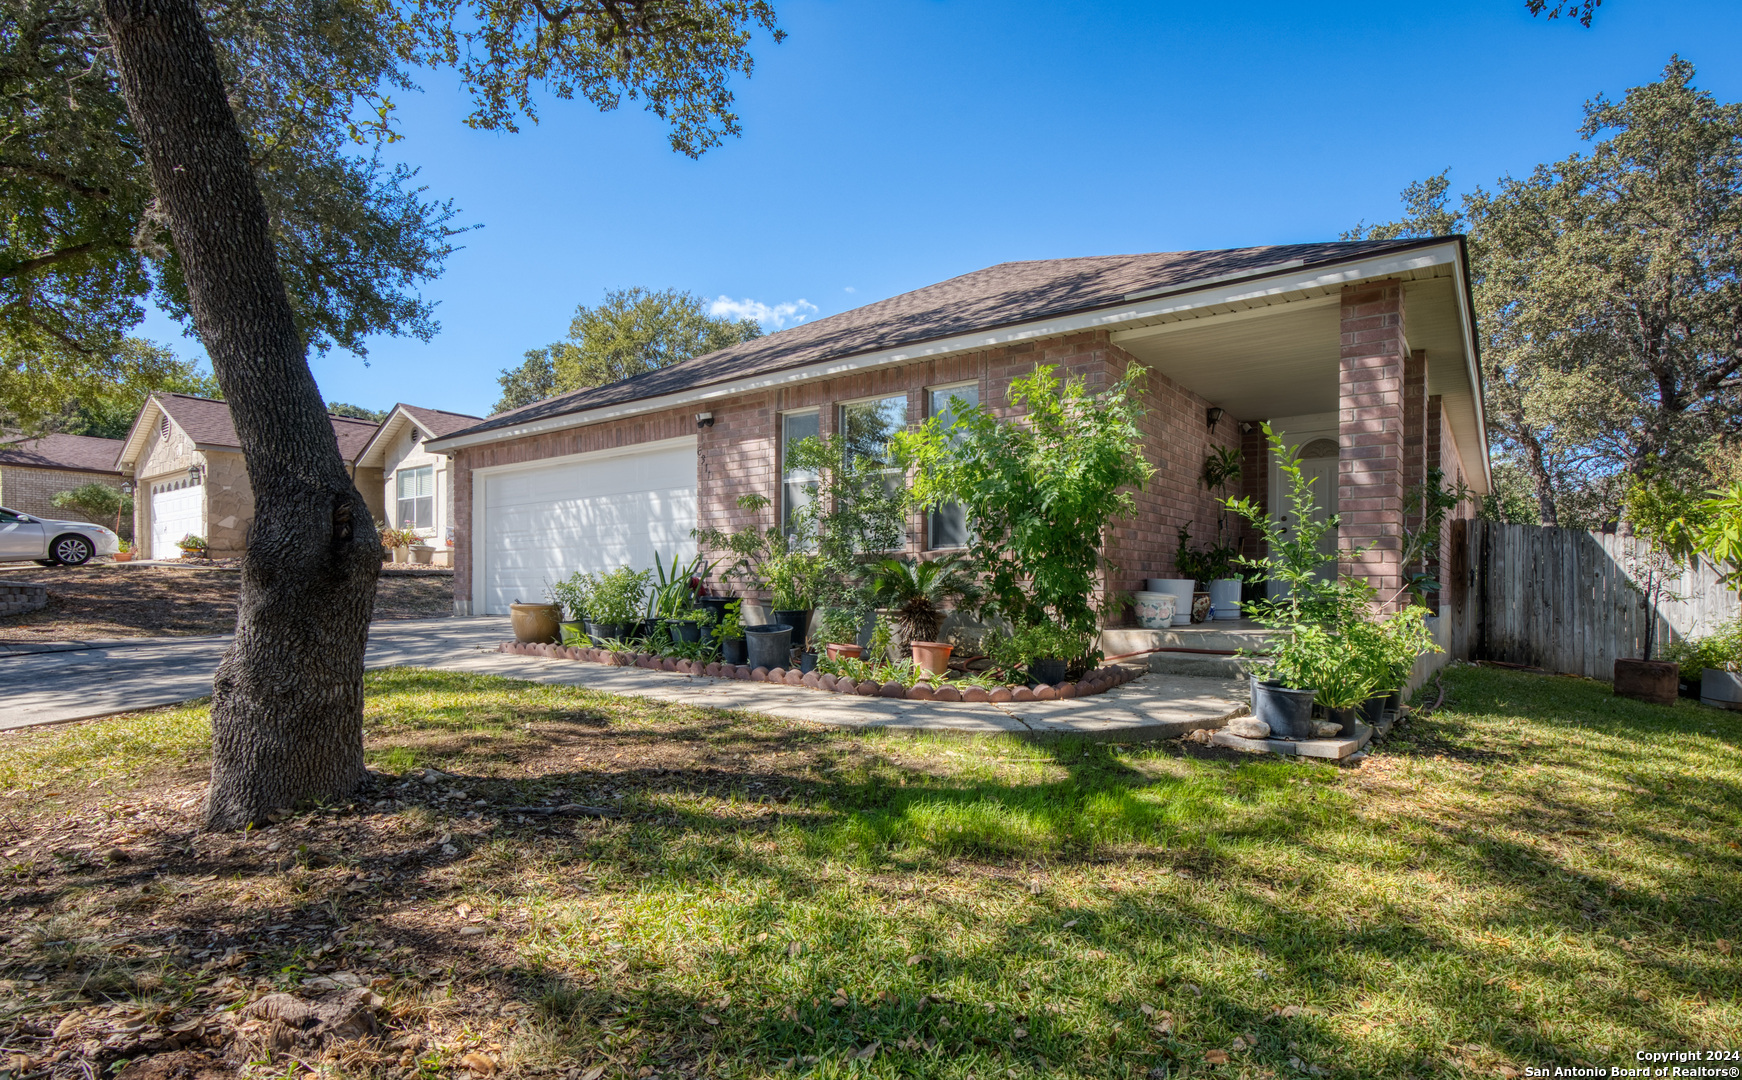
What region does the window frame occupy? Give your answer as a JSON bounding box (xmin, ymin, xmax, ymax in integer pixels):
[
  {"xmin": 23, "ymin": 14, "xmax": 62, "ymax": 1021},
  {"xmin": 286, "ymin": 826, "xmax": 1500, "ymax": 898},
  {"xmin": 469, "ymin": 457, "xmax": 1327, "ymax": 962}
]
[
  {"xmin": 778, "ymin": 408, "xmax": 821, "ymax": 540},
  {"xmin": 923, "ymin": 381, "xmax": 979, "ymax": 550},
  {"xmin": 395, "ymin": 464, "xmax": 435, "ymax": 531}
]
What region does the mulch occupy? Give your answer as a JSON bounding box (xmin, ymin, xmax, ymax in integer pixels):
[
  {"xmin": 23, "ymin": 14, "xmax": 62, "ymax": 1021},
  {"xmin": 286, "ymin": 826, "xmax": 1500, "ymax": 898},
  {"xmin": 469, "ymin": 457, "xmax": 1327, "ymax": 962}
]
[{"xmin": 0, "ymin": 564, "xmax": 453, "ymax": 640}]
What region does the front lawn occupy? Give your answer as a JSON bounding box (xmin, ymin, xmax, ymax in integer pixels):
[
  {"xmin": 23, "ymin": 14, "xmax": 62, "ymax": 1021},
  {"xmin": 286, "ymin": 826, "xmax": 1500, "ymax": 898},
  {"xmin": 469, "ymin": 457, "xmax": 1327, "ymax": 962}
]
[{"xmin": 0, "ymin": 664, "xmax": 1737, "ymax": 1079}]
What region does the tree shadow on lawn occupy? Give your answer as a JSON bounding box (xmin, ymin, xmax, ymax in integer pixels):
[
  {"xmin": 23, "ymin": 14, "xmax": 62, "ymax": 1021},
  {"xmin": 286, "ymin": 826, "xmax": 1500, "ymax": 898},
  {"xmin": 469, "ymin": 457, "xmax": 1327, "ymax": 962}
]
[{"xmin": 4, "ymin": 665, "xmax": 1738, "ymax": 1078}]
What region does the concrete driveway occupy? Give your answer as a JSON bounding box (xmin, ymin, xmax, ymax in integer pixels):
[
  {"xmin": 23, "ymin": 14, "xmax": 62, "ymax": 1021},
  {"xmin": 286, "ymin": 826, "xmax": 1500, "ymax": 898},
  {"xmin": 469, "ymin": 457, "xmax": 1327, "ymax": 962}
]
[{"xmin": 0, "ymin": 617, "xmax": 511, "ymax": 730}]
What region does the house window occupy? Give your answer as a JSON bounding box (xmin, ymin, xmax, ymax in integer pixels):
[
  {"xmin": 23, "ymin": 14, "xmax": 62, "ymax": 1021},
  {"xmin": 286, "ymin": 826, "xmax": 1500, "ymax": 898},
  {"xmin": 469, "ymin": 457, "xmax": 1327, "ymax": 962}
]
[
  {"xmin": 780, "ymin": 411, "xmax": 820, "ymax": 538},
  {"xmin": 926, "ymin": 384, "xmax": 977, "ymax": 548},
  {"xmin": 396, "ymin": 465, "xmax": 434, "ymax": 530},
  {"xmin": 838, "ymin": 395, "xmax": 909, "ymax": 492}
]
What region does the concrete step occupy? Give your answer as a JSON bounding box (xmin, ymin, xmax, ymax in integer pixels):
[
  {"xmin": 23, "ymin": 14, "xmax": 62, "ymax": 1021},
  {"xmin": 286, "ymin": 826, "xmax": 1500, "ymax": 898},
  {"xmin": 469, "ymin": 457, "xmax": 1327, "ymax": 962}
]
[
  {"xmin": 1145, "ymin": 652, "xmax": 1255, "ymax": 679},
  {"xmin": 1100, "ymin": 623, "xmax": 1282, "ymax": 657}
]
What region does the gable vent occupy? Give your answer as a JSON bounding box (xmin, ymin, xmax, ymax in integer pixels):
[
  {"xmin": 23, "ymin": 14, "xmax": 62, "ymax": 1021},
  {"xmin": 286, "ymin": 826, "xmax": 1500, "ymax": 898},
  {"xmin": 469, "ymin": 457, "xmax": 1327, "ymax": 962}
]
[{"xmin": 159, "ymin": 416, "xmax": 170, "ymax": 440}]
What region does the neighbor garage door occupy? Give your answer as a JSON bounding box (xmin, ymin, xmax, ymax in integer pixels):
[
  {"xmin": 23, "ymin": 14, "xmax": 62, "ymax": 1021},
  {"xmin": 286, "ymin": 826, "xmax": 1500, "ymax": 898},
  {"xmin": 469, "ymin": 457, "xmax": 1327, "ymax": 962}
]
[
  {"xmin": 479, "ymin": 439, "xmax": 697, "ymax": 616},
  {"xmin": 150, "ymin": 477, "xmax": 203, "ymax": 559}
]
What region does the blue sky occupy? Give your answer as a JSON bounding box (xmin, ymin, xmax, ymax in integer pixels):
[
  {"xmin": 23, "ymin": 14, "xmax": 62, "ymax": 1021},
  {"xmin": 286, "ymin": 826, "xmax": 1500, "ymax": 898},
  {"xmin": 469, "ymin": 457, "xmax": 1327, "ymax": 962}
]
[{"xmin": 142, "ymin": 0, "xmax": 1742, "ymax": 418}]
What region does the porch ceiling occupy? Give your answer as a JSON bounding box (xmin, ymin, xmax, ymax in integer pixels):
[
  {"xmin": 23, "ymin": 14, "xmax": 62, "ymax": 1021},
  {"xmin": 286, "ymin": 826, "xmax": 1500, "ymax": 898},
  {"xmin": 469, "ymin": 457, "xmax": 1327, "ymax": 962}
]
[{"xmin": 1110, "ymin": 272, "xmax": 1488, "ymax": 492}]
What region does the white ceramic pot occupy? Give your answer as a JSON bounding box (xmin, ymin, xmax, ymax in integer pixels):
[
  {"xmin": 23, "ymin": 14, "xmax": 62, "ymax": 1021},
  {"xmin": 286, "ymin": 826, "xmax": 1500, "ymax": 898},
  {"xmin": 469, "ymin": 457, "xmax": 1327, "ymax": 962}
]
[
  {"xmin": 1132, "ymin": 591, "xmax": 1178, "ymax": 629},
  {"xmin": 1146, "ymin": 578, "xmax": 1196, "ymax": 626},
  {"xmin": 1209, "ymin": 578, "xmax": 1242, "ymax": 621}
]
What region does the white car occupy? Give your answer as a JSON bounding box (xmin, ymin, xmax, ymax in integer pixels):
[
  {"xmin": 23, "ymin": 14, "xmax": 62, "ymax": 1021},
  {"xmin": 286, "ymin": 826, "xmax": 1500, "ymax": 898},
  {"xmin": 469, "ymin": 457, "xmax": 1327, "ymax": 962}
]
[{"xmin": 0, "ymin": 505, "xmax": 121, "ymax": 566}]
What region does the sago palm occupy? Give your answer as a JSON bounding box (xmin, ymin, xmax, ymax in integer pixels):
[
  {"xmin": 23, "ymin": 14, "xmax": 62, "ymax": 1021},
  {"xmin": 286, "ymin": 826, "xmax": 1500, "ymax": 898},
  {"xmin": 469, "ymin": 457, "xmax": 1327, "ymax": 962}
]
[{"xmin": 866, "ymin": 555, "xmax": 980, "ymax": 644}]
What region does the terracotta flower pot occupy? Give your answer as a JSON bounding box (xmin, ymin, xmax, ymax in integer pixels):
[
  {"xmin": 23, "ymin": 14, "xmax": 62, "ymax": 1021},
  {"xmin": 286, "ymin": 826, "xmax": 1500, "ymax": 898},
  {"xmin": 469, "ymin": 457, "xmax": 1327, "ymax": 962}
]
[
  {"xmin": 510, "ymin": 602, "xmax": 562, "ymax": 644},
  {"xmin": 112, "ymin": 551, "xmax": 133, "ymax": 562},
  {"xmin": 1614, "ymin": 658, "xmax": 1678, "ymax": 706},
  {"xmin": 910, "ymin": 641, "xmax": 952, "ymax": 678},
  {"xmin": 826, "ymin": 643, "xmax": 864, "ymax": 662}
]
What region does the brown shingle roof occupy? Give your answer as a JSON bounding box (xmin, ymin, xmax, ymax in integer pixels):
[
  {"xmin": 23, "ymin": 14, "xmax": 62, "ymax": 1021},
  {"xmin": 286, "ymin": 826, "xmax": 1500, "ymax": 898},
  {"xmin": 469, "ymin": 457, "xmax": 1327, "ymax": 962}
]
[
  {"xmin": 0, "ymin": 433, "xmax": 125, "ymax": 475},
  {"xmin": 154, "ymin": 393, "xmax": 381, "ymax": 463},
  {"xmin": 399, "ymin": 404, "xmax": 482, "ymax": 438},
  {"xmin": 449, "ymin": 238, "xmax": 1443, "ymax": 439}
]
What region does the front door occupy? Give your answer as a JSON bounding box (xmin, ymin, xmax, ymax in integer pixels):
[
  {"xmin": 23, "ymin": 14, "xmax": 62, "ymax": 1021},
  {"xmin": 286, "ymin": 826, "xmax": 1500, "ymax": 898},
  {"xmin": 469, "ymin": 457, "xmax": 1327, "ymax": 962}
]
[{"xmin": 1267, "ymin": 435, "xmax": 1340, "ymax": 598}]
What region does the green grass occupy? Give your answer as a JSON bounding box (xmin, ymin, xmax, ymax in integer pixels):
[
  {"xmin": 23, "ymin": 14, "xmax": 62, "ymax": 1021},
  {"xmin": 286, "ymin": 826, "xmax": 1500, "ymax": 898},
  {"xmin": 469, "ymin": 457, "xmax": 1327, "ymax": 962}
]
[{"xmin": 2, "ymin": 663, "xmax": 1738, "ymax": 1079}]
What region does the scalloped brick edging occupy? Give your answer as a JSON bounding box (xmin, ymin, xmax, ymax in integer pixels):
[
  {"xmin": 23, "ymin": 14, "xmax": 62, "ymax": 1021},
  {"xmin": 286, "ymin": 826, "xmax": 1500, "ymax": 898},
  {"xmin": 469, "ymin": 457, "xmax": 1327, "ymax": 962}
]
[{"xmin": 494, "ymin": 641, "xmax": 1143, "ymax": 702}]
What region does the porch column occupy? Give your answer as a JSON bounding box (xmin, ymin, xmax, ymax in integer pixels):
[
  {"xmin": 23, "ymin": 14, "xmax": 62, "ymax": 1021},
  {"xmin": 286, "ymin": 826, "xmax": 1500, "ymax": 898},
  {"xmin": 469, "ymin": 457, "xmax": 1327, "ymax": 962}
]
[{"xmin": 1338, "ymin": 281, "xmax": 1408, "ymax": 608}]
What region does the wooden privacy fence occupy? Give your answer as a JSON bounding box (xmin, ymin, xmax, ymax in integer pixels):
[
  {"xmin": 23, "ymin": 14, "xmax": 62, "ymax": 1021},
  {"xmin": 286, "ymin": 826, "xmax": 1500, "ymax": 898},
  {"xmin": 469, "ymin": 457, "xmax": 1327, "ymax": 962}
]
[{"xmin": 1446, "ymin": 520, "xmax": 1741, "ymax": 680}]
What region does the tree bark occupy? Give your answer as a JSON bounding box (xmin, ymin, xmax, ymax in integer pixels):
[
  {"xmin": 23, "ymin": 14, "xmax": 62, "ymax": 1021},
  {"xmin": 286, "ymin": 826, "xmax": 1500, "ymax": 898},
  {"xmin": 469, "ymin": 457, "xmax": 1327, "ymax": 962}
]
[{"xmin": 102, "ymin": 0, "xmax": 380, "ymax": 829}]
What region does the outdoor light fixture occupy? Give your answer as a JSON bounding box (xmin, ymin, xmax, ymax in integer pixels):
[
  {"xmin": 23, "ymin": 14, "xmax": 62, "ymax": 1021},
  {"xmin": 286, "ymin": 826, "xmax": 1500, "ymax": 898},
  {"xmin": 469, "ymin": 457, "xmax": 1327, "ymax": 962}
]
[
  {"xmin": 120, "ymin": 481, "xmax": 134, "ymax": 495},
  {"xmin": 187, "ymin": 463, "xmax": 203, "ymax": 482},
  {"xmin": 696, "ymin": 411, "xmax": 715, "ymax": 429},
  {"xmin": 1206, "ymin": 406, "xmax": 1225, "ymax": 433}
]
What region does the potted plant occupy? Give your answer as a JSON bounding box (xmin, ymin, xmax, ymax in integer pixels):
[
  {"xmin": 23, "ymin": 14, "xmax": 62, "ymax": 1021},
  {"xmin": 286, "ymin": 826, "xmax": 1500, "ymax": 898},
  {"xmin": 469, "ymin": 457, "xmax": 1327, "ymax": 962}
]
[
  {"xmin": 548, "ymin": 572, "xmax": 593, "ymax": 645},
  {"xmin": 112, "ymin": 538, "xmax": 134, "ymax": 563},
  {"xmin": 1616, "ymin": 477, "xmax": 1690, "ymax": 705},
  {"xmin": 1175, "ymin": 527, "xmax": 1240, "ymax": 623},
  {"xmin": 176, "ymin": 533, "xmax": 208, "ymax": 559},
  {"xmin": 993, "ymin": 623, "xmax": 1089, "ymax": 687},
  {"xmin": 716, "ymin": 600, "xmax": 748, "ymax": 666},
  {"xmin": 1354, "ymin": 604, "xmax": 1441, "ymax": 725},
  {"xmin": 586, "ymin": 567, "xmax": 651, "ymax": 644},
  {"xmin": 763, "ymin": 549, "xmax": 820, "ymax": 649},
  {"xmin": 1663, "ymin": 617, "xmax": 1742, "ymax": 706},
  {"xmin": 866, "ymin": 555, "xmax": 980, "ymax": 676},
  {"xmin": 818, "ymin": 607, "xmax": 864, "ymax": 662},
  {"xmin": 510, "ymin": 599, "xmax": 562, "ymax": 644},
  {"xmin": 1198, "ymin": 447, "xmax": 1246, "ymax": 620},
  {"xmin": 1283, "ymin": 625, "xmax": 1379, "ymax": 735}
]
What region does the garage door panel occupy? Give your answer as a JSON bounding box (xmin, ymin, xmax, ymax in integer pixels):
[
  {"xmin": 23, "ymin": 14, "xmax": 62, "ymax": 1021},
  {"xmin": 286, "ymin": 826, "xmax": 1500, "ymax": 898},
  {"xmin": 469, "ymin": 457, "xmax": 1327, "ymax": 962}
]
[
  {"xmin": 150, "ymin": 481, "xmax": 203, "ymax": 560},
  {"xmin": 481, "ymin": 443, "xmax": 697, "ymax": 616}
]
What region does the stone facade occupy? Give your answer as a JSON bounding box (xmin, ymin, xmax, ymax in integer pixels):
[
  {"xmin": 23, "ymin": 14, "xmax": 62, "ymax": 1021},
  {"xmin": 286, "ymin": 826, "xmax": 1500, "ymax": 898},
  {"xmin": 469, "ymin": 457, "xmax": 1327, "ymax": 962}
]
[
  {"xmin": 451, "ymin": 328, "xmax": 1245, "ymax": 615},
  {"xmin": 133, "ymin": 420, "xmax": 204, "ymax": 557},
  {"xmin": 0, "ymin": 466, "xmax": 128, "ymax": 536}
]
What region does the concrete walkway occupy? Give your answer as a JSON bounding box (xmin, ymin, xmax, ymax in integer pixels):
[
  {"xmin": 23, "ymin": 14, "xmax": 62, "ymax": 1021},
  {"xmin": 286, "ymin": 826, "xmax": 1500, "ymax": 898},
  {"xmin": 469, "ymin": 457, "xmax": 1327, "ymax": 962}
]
[
  {"xmin": 433, "ymin": 649, "xmax": 1250, "ymax": 742},
  {"xmin": 0, "ymin": 618, "xmax": 1250, "ymax": 742},
  {"xmin": 0, "ymin": 617, "xmax": 511, "ymax": 730}
]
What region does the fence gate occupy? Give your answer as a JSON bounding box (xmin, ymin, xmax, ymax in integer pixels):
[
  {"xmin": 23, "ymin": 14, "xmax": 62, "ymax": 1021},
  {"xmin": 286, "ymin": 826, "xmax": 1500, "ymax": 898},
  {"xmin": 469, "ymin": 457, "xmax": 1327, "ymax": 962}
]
[{"xmin": 1450, "ymin": 519, "xmax": 1740, "ymax": 681}]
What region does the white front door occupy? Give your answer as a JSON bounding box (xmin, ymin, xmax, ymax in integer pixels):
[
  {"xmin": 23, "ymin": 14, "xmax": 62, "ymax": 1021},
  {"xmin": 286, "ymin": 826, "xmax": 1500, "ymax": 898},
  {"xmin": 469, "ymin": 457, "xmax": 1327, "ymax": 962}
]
[
  {"xmin": 150, "ymin": 478, "xmax": 204, "ymax": 559},
  {"xmin": 477, "ymin": 439, "xmax": 698, "ymax": 616}
]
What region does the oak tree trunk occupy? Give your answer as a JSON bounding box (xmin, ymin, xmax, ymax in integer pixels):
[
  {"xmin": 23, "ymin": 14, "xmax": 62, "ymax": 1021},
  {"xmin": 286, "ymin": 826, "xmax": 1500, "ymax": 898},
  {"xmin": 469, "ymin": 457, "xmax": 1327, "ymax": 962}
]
[{"xmin": 102, "ymin": 0, "xmax": 380, "ymax": 829}]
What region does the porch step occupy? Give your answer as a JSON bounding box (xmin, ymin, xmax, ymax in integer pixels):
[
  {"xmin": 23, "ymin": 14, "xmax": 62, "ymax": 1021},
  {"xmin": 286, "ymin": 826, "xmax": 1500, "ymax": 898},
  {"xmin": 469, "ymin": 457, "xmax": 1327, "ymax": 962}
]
[
  {"xmin": 1099, "ymin": 623, "xmax": 1283, "ymax": 658},
  {"xmin": 1145, "ymin": 651, "xmax": 1254, "ymax": 679}
]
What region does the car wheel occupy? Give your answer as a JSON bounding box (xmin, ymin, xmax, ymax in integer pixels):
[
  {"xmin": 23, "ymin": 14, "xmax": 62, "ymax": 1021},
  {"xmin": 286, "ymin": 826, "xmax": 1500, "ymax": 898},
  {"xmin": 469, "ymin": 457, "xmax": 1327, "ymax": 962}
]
[{"xmin": 52, "ymin": 535, "xmax": 94, "ymax": 566}]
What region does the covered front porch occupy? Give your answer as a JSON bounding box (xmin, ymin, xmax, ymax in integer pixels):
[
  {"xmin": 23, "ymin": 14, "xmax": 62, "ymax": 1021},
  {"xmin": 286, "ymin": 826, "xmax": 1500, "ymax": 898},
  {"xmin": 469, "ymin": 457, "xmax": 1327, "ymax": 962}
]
[{"xmin": 1106, "ymin": 243, "xmax": 1490, "ymax": 616}]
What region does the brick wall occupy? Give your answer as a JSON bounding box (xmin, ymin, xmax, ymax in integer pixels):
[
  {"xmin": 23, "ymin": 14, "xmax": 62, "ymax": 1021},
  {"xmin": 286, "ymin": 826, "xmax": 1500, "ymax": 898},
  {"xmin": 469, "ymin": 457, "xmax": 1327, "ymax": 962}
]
[
  {"xmin": 449, "ymin": 328, "xmax": 1241, "ymax": 617},
  {"xmin": 1338, "ymin": 281, "xmax": 1408, "ymax": 606},
  {"xmin": 0, "ymin": 467, "xmax": 127, "ymax": 536}
]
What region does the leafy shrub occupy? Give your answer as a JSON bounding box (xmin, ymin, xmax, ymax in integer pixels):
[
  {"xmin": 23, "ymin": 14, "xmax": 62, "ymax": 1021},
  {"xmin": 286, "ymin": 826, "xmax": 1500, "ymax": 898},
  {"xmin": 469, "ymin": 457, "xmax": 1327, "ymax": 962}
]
[
  {"xmin": 1662, "ymin": 617, "xmax": 1742, "ymax": 678},
  {"xmin": 898, "ymin": 363, "xmax": 1154, "ymax": 639}
]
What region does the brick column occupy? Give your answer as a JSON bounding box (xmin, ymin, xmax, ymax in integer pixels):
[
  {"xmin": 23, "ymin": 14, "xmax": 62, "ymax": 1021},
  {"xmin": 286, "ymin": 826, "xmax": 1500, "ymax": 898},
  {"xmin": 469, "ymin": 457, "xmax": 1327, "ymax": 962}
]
[{"xmin": 1338, "ymin": 281, "xmax": 1408, "ymax": 607}]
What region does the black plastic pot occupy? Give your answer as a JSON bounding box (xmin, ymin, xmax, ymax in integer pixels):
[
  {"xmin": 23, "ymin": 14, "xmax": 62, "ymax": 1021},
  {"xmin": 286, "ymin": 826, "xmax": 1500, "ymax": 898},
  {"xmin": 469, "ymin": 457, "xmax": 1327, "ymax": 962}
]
[
  {"xmin": 799, "ymin": 651, "xmax": 818, "ymax": 674},
  {"xmin": 665, "ymin": 618, "xmax": 701, "ymax": 643},
  {"xmin": 1359, "ymin": 691, "xmax": 1393, "ymax": 728},
  {"xmin": 744, "ymin": 624, "xmax": 793, "ymax": 670},
  {"xmin": 721, "ymin": 637, "xmax": 747, "ymax": 666},
  {"xmin": 635, "ymin": 618, "xmax": 659, "ymax": 641},
  {"xmin": 773, "ymin": 609, "xmax": 812, "ymax": 645},
  {"xmin": 699, "ymin": 596, "xmax": 734, "ymax": 623},
  {"xmin": 1322, "ymin": 704, "xmax": 1359, "ymax": 735},
  {"xmin": 1029, "ymin": 657, "xmax": 1068, "ymax": 686},
  {"xmin": 1250, "ymin": 675, "xmax": 1315, "ymax": 738},
  {"xmin": 585, "ymin": 620, "xmax": 628, "ymax": 645}
]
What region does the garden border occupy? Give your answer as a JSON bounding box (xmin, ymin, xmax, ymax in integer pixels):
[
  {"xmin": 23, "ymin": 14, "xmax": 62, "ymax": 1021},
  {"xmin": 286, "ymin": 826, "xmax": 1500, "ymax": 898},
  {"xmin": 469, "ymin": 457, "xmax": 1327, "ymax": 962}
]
[{"xmin": 495, "ymin": 640, "xmax": 1143, "ymax": 703}]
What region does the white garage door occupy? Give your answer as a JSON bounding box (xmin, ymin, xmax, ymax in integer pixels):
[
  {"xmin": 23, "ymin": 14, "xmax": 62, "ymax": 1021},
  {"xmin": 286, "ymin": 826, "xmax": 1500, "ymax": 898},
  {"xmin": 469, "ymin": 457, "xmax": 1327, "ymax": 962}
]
[
  {"xmin": 150, "ymin": 477, "xmax": 204, "ymax": 559},
  {"xmin": 480, "ymin": 439, "xmax": 697, "ymax": 616}
]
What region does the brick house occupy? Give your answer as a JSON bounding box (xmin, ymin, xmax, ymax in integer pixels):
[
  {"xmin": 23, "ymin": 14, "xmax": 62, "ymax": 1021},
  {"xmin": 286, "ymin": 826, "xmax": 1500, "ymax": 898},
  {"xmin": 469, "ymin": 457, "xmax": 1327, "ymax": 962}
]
[
  {"xmin": 114, "ymin": 394, "xmax": 384, "ymax": 560},
  {"xmin": 427, "ymin": 239, "xmax": 1490, "ymax": 618},
  {"xmin": 0, "ymin": 433, "xmax": 129, "ymax": 535}
]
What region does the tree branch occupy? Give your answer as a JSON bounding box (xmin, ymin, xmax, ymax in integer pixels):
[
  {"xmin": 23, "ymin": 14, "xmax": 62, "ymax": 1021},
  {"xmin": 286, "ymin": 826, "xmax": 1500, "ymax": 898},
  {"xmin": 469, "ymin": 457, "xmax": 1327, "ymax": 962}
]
[
  {"xmin": 0, "ymin": 159, "xmax": 112, "ymax": 199},
  {"xmin": 0, "ymin": 238, "xmax": 125, "ymax": 280}
]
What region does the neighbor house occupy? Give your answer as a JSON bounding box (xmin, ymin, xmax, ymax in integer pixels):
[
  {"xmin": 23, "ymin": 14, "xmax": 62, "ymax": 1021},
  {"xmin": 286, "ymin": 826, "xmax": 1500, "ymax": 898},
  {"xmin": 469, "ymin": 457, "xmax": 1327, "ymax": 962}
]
[
  {"xmin": 426, "ymin": 239, "xmax": 1491, "ymax": 618},
  {"xmin": 0, "ymin": 433, "xmax": 129, "ymax": 535},
  {"xmin": 352, "ymin": 403, "xmax": 483, "ymax": 565},
  {"xmin": 115, "ymin": 394, "xmax": 384, "ymax": 559}
]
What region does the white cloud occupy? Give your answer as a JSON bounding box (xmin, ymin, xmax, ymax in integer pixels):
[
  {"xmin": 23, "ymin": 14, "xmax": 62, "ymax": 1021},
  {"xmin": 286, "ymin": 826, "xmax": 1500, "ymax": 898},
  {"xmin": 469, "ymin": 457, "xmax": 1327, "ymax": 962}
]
[
  {"xmin": 709, "ymin": 295, "xmax": 819, "ymax": 329},
  {"xmin": 843, "ymin": 286, "xmax": 856, "ymax": 294}
]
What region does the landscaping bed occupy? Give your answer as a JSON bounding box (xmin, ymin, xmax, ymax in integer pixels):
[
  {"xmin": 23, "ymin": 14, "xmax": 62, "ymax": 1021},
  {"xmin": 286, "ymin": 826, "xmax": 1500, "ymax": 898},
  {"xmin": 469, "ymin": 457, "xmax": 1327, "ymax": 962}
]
[
  {"xmin": 1, "ymin": 663, "xmax": 1736, "ymax": 1080},
  {"xmin": 0, "ymin": 565, "xmax": 454, "ymax": 639},
  {"xmin": 499, "ymin": 639, "xmax": 1143, "ymax": 702}
]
